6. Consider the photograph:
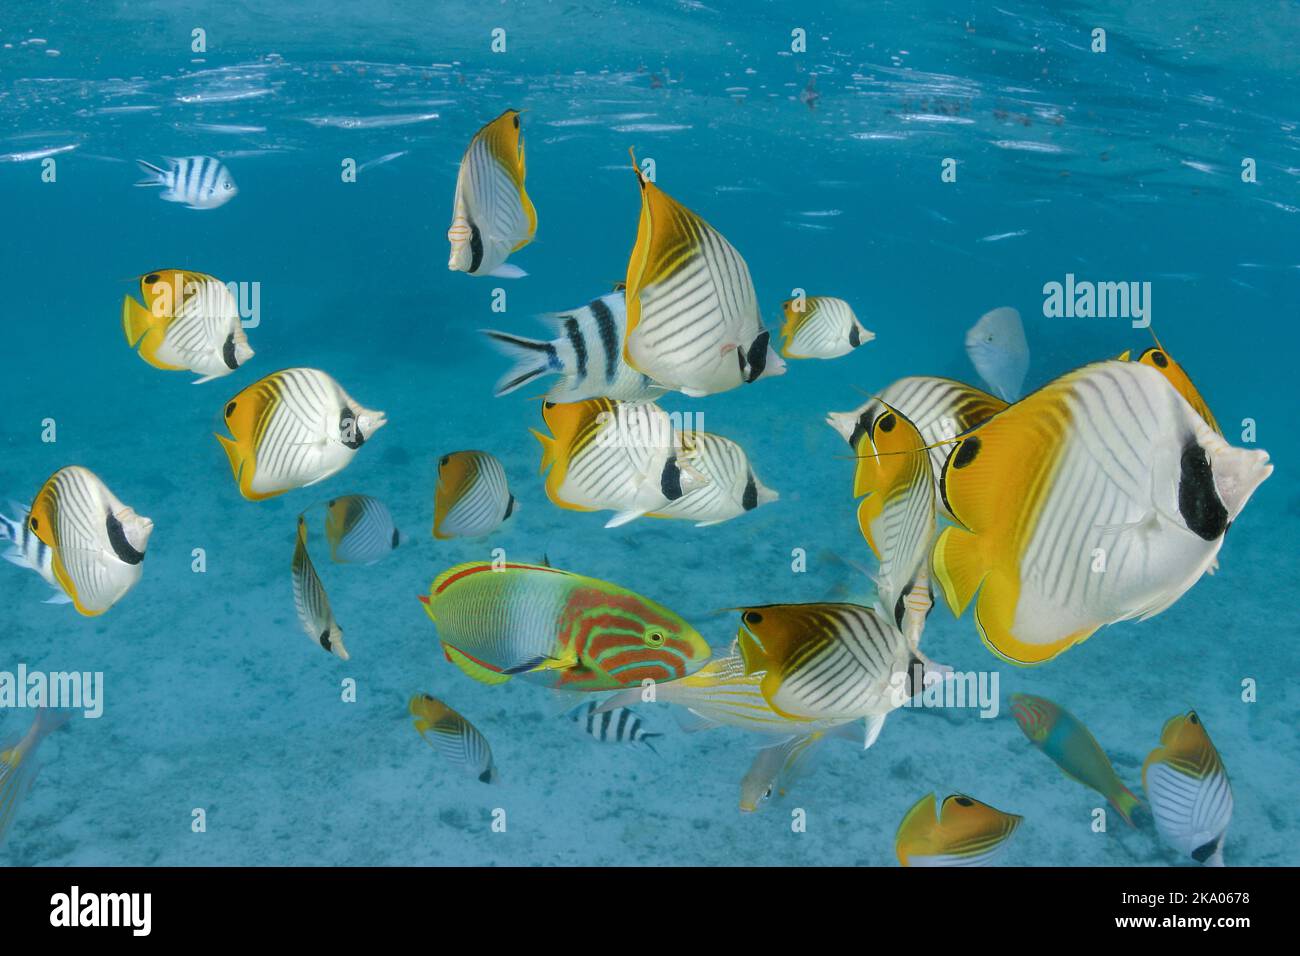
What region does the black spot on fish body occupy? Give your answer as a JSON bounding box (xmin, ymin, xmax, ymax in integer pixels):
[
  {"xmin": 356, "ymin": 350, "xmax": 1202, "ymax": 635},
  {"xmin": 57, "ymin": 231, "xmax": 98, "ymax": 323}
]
[
  {"xmin": 1192, "ymin": 835, "xmax": 1221, "ymax": 864},
  {"xmin": 952, "ymin": 436, "xmax": 981, "ymax": 469},
  {"xmin": 565, "ymin": 317, "xmax": 588, "ymax": 380},
  {"xmin": 893, "ymin": 588, "xmax": 908, "ymax": 630},
  {"xmin": 661, "ymin": 456, "xmax": 684, "ymax": 500},
  {"xmin": 340, "ymin": 407, "xmax": 365, "ymax": 449},
  {"xmin": 849, "ymin": 326, "xmax": 861, "ymax": 348},
  {"xmin": 503, "ymin": 495, "xmax": 516, "ymax": 519},
  {"xmin": 105, "ymin": 513, "xmax": 145, "ymax": 565},
  {"xmin": 467, "ymin": 220, "xmax": 485, "ymax": 274},
  {"xmin": 1178, "ymin": 441, "xmax": 1227, "ymax": 540},
  {"xmin": 391, "ymin": 528, "xmax": 401, "ymax": 549},
  {"xmin": 479, "ymin": 769, "xmax": 493, "ymax": 783},
  {"xmin": 744, "ymin": 611, "xmax": 763, "ymax": 626},
  {"xmin": 742, "ymin": 473, "xmax": 758, "ymax": 511},
  {"xmin": 848, "ymin": 412, "xmax": 870, "ymax": 449},
  {"xmin": 221, "ymin": 333, "xmax": 239, "ymax": 370},
  {"xmin": 225, "ymin": 401, "xmax": 237, "ymax": 418},
  {"xmin": 904, "ymin": 655, "xmax": 925, "ymax": 698},
  {"xmin": 744, "ymin": 331, "xmax": 770, "ymax": 382},
  {"xmin": 319, "ymin": 630, "xmax": 333, "ymax": 652}
]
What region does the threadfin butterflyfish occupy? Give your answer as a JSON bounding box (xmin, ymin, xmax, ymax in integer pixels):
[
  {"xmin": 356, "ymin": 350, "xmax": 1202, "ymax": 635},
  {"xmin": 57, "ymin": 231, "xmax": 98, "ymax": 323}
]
[
  {"xmin": 531, "ymin": 398, "xmax": 706, "ymax": 528},
  {"xmin": 734, "ymin": 602, "xmax": 949, "ymax": 733},
  {"xmin": 1143, "ymin": 710, "xmax": 1232, "ymax": 866},
  {"xmin": 482, "ymin": 291, "xmax": 661, "ymax": 402},
  {"xmin": 433, "ymin": 451, "xmax": 515, "ymax": 539},
  {"xmin": 291, "ymin": 516, "xmax": 347, "ymax": 660},
  {"xmin": 409, "ymin": 694, "xmax": 498, "ymax": 783},
  {"xmin": 1011, "ymin": 693, "xmax": 1140, "ymax": 826},
  {"xmin": 419, "ymin": 561, "xmax": 710, "ymax": 691},
  {"xmin": 1119, "ymin": 345, "xmax": 1220, "ymax": 434},
  {"xmin": 447, "ymin": 109, "xmax": 536, "ymax": 278},
  {"xmin": 931, "ymin": 360, "xmax": 1271, "ymax": 665},
  {"xmin": 780, "ymin": 296, "xmax": 873, "ymax": 360},
  {"xmin": 215, "ymin": 368, "xmax": 387, "ymax": 501},
  {"xmin": 647, "ymin": 431, "xmax": 777, "ymax": 527},
  {"xmin": 895, "ymin": 792, "xmax": 1022, "ymax": 866},
  {"xmin": 121, "ymin": 270, "xmax": 254, "ymax": 384},
  {"xmin": 0, "ymin": 500, "xmax": 72, "ymax": 604},
  {"xmin": 27, "ymin": 466, "xmax": 153, "ymax": 616},
  {"xmin": 965, "ymin": 306, "xmax": 1029, "ymax": 401},
  {"xmin": 622, "ymin": 156, "xmax": 785, "ymax": 396},
  {"xmin": 324, "ymin": 494, "xmax": 399, "ymax": 564}
]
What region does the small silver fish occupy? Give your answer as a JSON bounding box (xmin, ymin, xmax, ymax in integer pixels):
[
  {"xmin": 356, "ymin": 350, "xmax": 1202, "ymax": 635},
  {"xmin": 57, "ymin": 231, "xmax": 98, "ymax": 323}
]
[{"xmin": 136, "ymin": 156, "xmax": 237, "ymax": 209}]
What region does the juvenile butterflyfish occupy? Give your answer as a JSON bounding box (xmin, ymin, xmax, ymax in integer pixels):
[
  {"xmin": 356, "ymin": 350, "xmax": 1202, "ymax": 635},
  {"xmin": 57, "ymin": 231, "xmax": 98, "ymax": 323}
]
[
  {"xmin": 780, "ymin": 296, "xmax": 873, "ymax": 360},
  {"xmin": 136, "ymin": 156, "xmax": 237, "ymax": 209},
  {"xmin": 291, "ymin": 516, "xmax": 348, "ymax": 660},
  {"xmin": 433, "ymin": 451, "xmax": 516, "ymax": 539},
  {"xmin": 324, "ymin": 494, "xmax": 400, "ymax": 564},
  {"xmin": 965, "ymin": 306, "xmax": 1029, "ymax": 401},
  {"xmin": 409, "ymin": 694, "xmax": 498, "ymax": 783},
  {"xmin": 121, "ymin": 270, "xmax": 254, "ymax": 383},
  {"xmin": 895, "ymin": 792, "xmax": 1022, "ymax": 866},
  {"xmin": 1143, "ymin": 710, "xmax": 1232, "ymax": 866},
  {"xmin": 447, "ymin": 109, "xmax": 536, "ymax": 278}
]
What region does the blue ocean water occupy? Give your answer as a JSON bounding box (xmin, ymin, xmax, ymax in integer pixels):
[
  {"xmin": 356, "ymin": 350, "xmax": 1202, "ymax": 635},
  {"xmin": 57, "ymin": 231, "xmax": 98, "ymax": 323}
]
[{"xmin": 1, "ymin": 0, "xmax": 1296, "ymax": 867}]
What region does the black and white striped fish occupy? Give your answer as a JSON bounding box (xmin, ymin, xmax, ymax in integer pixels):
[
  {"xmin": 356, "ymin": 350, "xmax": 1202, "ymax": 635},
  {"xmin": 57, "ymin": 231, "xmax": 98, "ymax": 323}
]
[
  {"xmin": 649, "ymin": 431, "xmax": 778, "ymax": 526},
  {"xmin": 623, "ymin": 160, "xmax": 785, "ymax": 396},
  {"xmin": 1143, "ymin": 710, "xmax": 1233, "ymax": 866},
  {"xmin": 433, "ymin": 451, "xmax": 516, "ymax": 539},
  {"xmin": 564, "ymin": 700, "xmax": 662, "ymax": 753},
  {"xmin": 447, "ymin": 109, "xmax": 536, "ymax": 278},
  {"xmin": 0, "ymin": 501, "xmax": 71, "ymax": 604},
  {"xmin": 410, "ymin": 694, "xmax": 498, "ymax": 783},
  {"xmin": 780, "ymin": 296, "xmax": 874, "ymax": 360},
  {"xmin": 483, "ymin": 292, "xmax": 661, "ymax": 403},
  {"xmin": 291, "ymin": 517, "xmax": 348, "ymax": 660},
  {"xmin": 136, "ymin": 156, "xmax": 237, "ymax": 209},
  {"xmin": 324, "ymin": 495, "xmax": 400, "ymax": 565}
]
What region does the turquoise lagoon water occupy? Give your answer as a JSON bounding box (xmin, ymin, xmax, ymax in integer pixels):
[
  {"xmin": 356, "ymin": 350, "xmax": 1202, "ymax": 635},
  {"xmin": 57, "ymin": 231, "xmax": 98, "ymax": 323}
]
[{"xmin": 0, "ymin": 0, "xmax": 1296, "ymax": 866}]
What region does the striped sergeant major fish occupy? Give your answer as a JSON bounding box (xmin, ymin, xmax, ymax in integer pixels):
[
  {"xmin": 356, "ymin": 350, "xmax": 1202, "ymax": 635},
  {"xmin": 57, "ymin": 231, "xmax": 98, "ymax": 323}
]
[
  {"xmin": 623, "ymin": 151, "xmax": 785, "ymax": 397},
  {"xmin": 447, "ymin": 109, "xmax": 536, "ymax": 278},
  {"xmin": 0, "ymin": 709, "xmax": 73, "ymax": 849},
  {"xmin": 215, "ymin": 368, "xmax": 388, "ymax": 501},
  {"xmin": 564, "ymin": 700, "xmax": 662, "ymax": 753},
  {"xmin": 826, "ymin": 376, "xmax": 1007, "ymax": 523},
  {"xmin": 409, "ymin": 694, "xmax": 498, "ymax": 783},
  {"xmin": 27, "ymin": 467, "xmax": 153, "ymax": 616},
  {"xmin": 482, "ymin": 291, "xmax": 661, "ymax": 403},
  {"xmin": 135, "ymin": 155, "xmax": 237, "ymax": 209},
  {"xmin": 931, "ymin": 360, "xmax": 1271, "ymax": 666},
  {"xmin": 0, "ymin": 501, "xmax": 72, "ymax": 604}
]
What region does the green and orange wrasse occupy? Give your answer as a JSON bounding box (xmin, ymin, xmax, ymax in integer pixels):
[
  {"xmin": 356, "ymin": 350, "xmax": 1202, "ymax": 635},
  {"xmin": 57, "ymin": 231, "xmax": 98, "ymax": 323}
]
[
  {"xmin": 419, "ymin": 561, "xmax": 711, "ymax": 691},
  {"xmin": 1010, "ymin": 692, "xmax": 1141, "ymax": 826}
]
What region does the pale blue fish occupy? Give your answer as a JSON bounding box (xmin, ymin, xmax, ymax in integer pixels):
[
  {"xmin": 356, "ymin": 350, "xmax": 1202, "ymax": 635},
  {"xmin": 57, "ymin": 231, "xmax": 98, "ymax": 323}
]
[{"xmin": 964, "ymin": 306, "xmax": 1028, "ymax": 401}]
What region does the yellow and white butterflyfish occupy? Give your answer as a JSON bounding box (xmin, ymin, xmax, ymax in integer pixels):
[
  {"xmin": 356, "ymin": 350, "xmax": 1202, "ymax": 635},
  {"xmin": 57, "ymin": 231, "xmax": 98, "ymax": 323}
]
[
  {"xmin": 827, "ymin": 375, "xmax": 1007, "ymax": 522},
  {"xmin": 215, "ymin": 368, "xmax": 387, "ymax": 501},
  {"xmin": 291, "ymin": 515, "xmax": 347, "ymax": 660},
  {"xmin": 433, "ymin": 450, "xmax": 516, "ymax": 539},
  {"xmin": 121, "ymin": 269, "xmax": 253, "ymax": 384},
  {"xmin": 324, "ymin": 494, "xmax": 400, "ymax": 564},
  {"xmin": 851, "ymin": 400, "xmax": 936, "ymax": 632},
  {"xmin": 530, "ymin": 398, "xmax": 705, "ymax": 528},
  {"xmin": 739, "ymin": 732, "xmax": 827, "ymax": 813},
  {"xmin": 447, "ymin": 109, "xmax": 536, "ymax": 279},
  {"xmin": 622, "ymin": 155, "xmax": 785, "ymax": 396},
  {"xmin": 1118, "ymin": 344, "xmax": 1220, "ymax": 435},
  {"xmin": 409, "ymin": 693, "xmax": 498, "ymax": 784},
  {"xmin": 734, "ymin": 603, "xmax": 949, "ymax": 741},
  {"xmin": 647, "ymin": 431, "xmax": 777, "ymax": 527},
  {"xmin": 594, "ymin": 652, "xmax": 863, "ymax": 739},
  {"xmin": 1143, "ymin": 710, "xmax": 1233, "ymax": 866},
  {"xmin": 931, "ymin": 359, "xmax": 1272, "ymax": 666},
  {"xmin": 895, "ymin": 792, "xmax": 1022, "ymax": 867},
  {"xmin": 780, "ymin": 295, "xmax": 873, "ymax": 360},
  {"xmin": 27, "ymin": 466, "xmax": 153, "ymax": 616}
]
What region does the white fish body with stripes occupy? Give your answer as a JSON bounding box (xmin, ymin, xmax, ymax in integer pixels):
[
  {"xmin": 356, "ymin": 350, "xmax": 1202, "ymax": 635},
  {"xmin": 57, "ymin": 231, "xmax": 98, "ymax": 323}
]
[
  {"xmin": 647, "ymin": 430, "xmax": 778, "ymax": 527},
  {"xmin": 24, "ymin": 466, "xmax": 153, "ymax": 616},
  {"xmin": 409, "ymin": 694, "xmax": 498, "ymax": 784},
  {"xmin": 215, "ymin": 367, "xmax": 388, "ymax": 501},
  {"xmin": 532, "ymin": 398, "xmax": 707, "ymax": 528},
  {"xmin": 324, "ymin": 494, "xmax": 400, "ymax": 565},
  {"xmin": 826, "ymin": 375, "xmax": 1007, "ymax": 523},
  {"xmin": 740, "ymin": 733, "xmax": 827, "ymax": 812},
  {"xmin": 563, "ymin": 700, "xmax": 662, "ymax": 753},
  {"xmin": 931, "ymin": 359, "xmax": 1272, "ymax": 666},
  {"xmin": 965, "ymin": 306, "xmax": 1029, "ymax": 401},
  {"xmin": 847, "ymin": 400, "xmax": 936, "ymax": 644},
  {"xmin": 623, "ymin": 159, "xmax": 785, "ymax": 397},
  {"xmin": 0, "ymin": 709, "xmax": 73, "ymax": 848},
  {"xmin": 483, "ymin": 291, "xmax": 661, "ymax": 403},
  {"xmin": 447, "ymin": 109, "xmax": 537, "ymax": 279},
  {"xmin": 0, "ymin": 501, "xmax": 71, "ymax": 604},
  {"xmin": 1143, "ymin": 710, "xmax": 1233, "ymax": 866},
  {"xmin": 121, "ymin": 269, "xmax": 254, "ymax": 384},
  {"xmin": 291, "ymin": 516, "xmax": 348, "ymax": 659},
  {"xmin": 136, "ymin": 156, "xmax": 237, "ymax": 210},
  {"xmin": 734, "ymin": 603, "xmax": 950, "ymax": 746},
  {"xmin": 780, "ymin": 295, "xmax": 874, "ymax": 360},
  {"xmin": 433, "ymin": 450, "xmax": 516, "ymax": 539}
]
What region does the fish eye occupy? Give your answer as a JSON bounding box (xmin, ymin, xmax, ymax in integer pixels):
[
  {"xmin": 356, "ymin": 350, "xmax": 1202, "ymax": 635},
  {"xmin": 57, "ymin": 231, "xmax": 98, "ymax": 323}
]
[
  {"xmin": 955, "ymin": 796, "xmax": 974, "ymax": 807},
  {"xmin": 223, "ymin": 182, "xmax": 234, "ymax": 191},
  {"xmin": 1151, "ymin": 350, "xmax": 1169, "ymax": 368},
  {"xmin": 645, "ymin": 631, "xmax": 665, "ymax": 647},
  {"xmin": 744, "ymin": 610, "xmax": 763, "ymax": 625},
  {"xmin": 144, "ymin": 273, "xmax": 159, "ymax": 284},
  {"xmin": 225, "ymin": 401, "xmax": 237, "ymax": 417},
  {"xmin": 763, "ymin": 787, "xmax": 773, "ymax": 800},
  {"xmin": 29, "ymin": 517, "xmax": 38, "ymax": 531},
  {"xmin": 877, "ymin": 412, "xmax": 896, "ymax": 433},
  {"xmin": 439, "ymin": 455, "xmax": 450, "ymax": 467},
  {"xmin": 1189, "ymin": 712, "xmax": 1200, "ymax": 724}
]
